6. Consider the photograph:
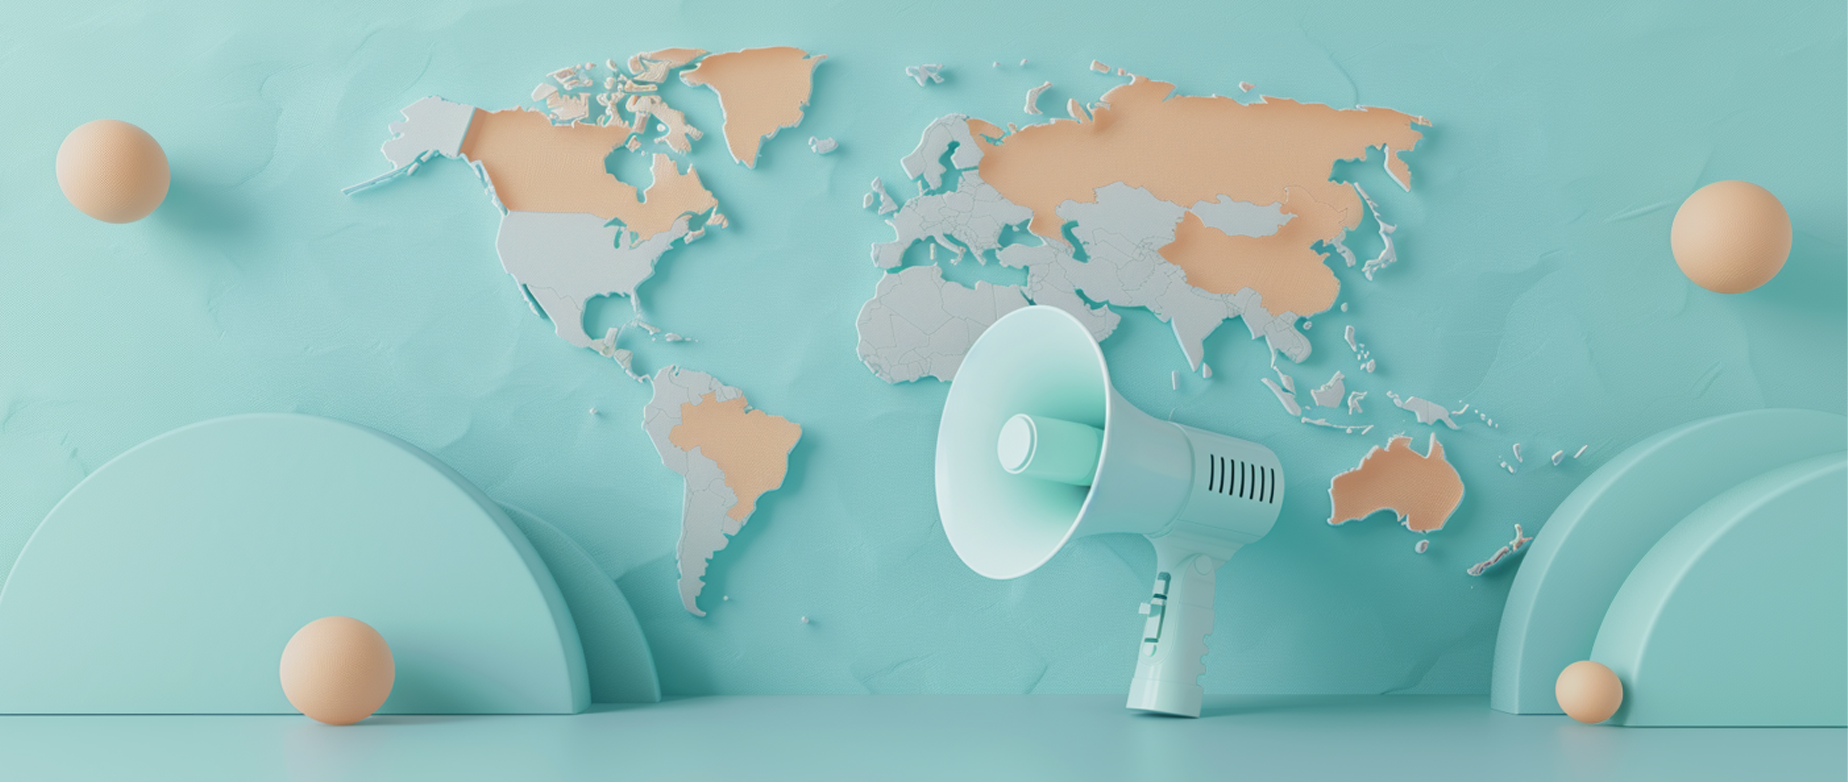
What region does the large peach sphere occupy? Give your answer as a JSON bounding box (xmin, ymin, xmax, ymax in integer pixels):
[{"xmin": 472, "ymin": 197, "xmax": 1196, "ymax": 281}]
[
  {"xmin": 1670, "ymin": 180, "xmax": 1791, "ymax": 294},
  {"xmin": 280, "ymin": 616, "xmax": 395, "ymax": 725},
  {"xmin": 55, "ymin": 119, "xmax": 170, "ymax": 223},
  {"xmin": 1556, "ymin": 660, "xmax": 1624, "ymax": 724}
]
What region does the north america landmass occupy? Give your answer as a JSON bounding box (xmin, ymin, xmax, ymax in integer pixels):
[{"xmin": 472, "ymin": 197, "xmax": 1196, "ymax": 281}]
[{"xmin": 350, "ymin": 46, "xmax": 818, "ymax": 614}]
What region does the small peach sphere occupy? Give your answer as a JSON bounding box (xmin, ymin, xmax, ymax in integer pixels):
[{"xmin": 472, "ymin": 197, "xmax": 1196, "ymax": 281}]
[
  {"xmin": 55, "ymin": 119, "xmax": 170, "ymax": 223},
  {"xmin": 1670, "ymin": 180, "xmax": 1791, "ymax": 294},
  {"xmin": 1556, "ymin": 660, "xmax": 1624, "ymax": 724},
  {"xmin": 280, "ymin": 616, "xmax": 395, "ymax": 725}
]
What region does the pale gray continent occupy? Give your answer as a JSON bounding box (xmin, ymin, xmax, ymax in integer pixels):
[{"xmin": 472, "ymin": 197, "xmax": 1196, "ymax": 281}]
[
  {"xmin": 382, "ymin": 96, "xmax": 475, "ymax": 168},
  {"xmin": 855, "ymin": 266, "xmax": 1029, "ymax": 383},
  {"xmin": 642, "ymin": 366, "xmax": 745, "ymax": 617},
  {"xmin": 1055, "ymin": 183, "xmax": 1311, "ymax": 370},
  {"xmin": 869, "ymin": 177, "xmax": 898, "ymax": 214},
  {"xmin": 890, "ymin": 111, "xmax": 1118, "ymax": 343},
  {"xmin": 857, "ymin": 110, "xmax": 1114, "ymax": 384},
  {"xmin": 1188, "ymin": 195, "xmax": 1293, "ymax": 238},
  {"xmin": 995, "ymin": 243, "xmax": 1121, "ymax": 341},
  {"xmin": 345, "ymin": 96, "xmax": 481, "ymax": 194},
  {"xmin": 1310, "ymin": 370, "xmax": 1346, "ymax": 408},
  {"xmin": 1387, "ymin": 392, "xmax": 1461, "ymax": 429},
  {"xmin": 871, "ymin": 169, "xmax": 1033, "ymax": 269},
  {"xmin": 1352, "ymin": 183, "xmax": 1400, "ymax": 281},
  {"xmin": 495, "ymin": 210, "xmax": 691, "ymax": 358},
  {"xmin": 1260, "ymin": 377, "xmax": 1303, "ymax": 416},
  {"xmin": 900, "ymin": 114, "xmax": 984, "ymax": 191}
]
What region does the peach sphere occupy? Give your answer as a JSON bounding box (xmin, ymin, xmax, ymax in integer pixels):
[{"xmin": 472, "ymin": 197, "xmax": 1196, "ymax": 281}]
[
  {"xmin": 1670, "ymin": 180, "xmax": 1791, "ymax": 294},
  {"xmin": 56, "ymin": 119, "xmax": 170, "ymax": 223},
  {"xmin": 280, "ymin": 616, "xmax": 395, "ymax": 725},
  {"xmin": 1556, "ymin": 660, "xmax": 1624, "ymax": 724}
]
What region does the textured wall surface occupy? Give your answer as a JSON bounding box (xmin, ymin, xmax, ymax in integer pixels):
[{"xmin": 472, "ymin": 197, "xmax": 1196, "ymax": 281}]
[{"xmin": 0, "ymin": 0, "xmax": 1841, "ymax": 696}]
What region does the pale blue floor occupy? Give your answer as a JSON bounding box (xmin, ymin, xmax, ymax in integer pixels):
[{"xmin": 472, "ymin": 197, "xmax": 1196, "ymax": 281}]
[{"xmin": 1, "ymin": 696, "xmax": 1839, "ymax": 781}]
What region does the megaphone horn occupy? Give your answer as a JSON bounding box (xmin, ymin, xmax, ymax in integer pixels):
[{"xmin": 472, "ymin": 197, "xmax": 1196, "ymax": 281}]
[{"xmin": 936, "ymin": 305, "xmax": 1284, "ymax": 718}]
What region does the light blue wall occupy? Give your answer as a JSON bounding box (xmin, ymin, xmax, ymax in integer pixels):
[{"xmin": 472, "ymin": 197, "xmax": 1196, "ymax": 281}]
[{"xmin": 0, "ymin": 0, "xmax": 1841, "ymax": 696}]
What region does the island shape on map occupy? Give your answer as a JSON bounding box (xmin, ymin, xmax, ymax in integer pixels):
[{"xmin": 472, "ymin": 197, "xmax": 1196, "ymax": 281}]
[
  {"xmin": 644, "ymin": 367, "xmax": 803, "ymax": 616},
  {"xmin": 348, "ymin": 48, "xmax": 822, "ymax": 370},
  {"xmin": 680, "ymin": 47, "xmax": 827, "ymax": 168},
  {"xmin": 1327, "ymin": 433, "xmax": 1464, "ymax": 533},
  {"xmin": 855, "ymin": 68, "xmax": 1428, "ymax": 384}
]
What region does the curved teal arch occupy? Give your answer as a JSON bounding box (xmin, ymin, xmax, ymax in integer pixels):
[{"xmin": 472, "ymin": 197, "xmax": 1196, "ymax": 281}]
[
  {"xmin": 1490, "ymin": 409, "xmax": 1846, "ymax": 714},
  {"xmin": 1593, "ymin": 453, "xmax": 1846, "ymax": 726},
  {"xmin": 501, "ymin": 504, "xmax": 660, "ymax": 704},
  {"xmin": 0, "ymin": 414, "xmax": 589, "ymax": 714}
]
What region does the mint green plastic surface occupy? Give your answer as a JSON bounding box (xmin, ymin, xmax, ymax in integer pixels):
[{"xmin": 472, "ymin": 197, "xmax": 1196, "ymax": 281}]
[
  {"xmin": 1, "ymin": 1, "xmax": 1842, "ymax": 699},
  {"xmin": 1491, "ymin": 410, "xmax": 1848, "ymax": 714},
  {"xmin": 0, "ymin": 414, "xmax": 590, "ymax": 714},
  {"xmin": 1, "ymin": 696, "xmax": 1843, "ymax": 782},
  {"xmin": 1592, "ymin": 453, "xmax": 1846, "ymax": 726},
  {"xmin": 501, "ymin": 504, "xmax": 660, "ymax": 704}
]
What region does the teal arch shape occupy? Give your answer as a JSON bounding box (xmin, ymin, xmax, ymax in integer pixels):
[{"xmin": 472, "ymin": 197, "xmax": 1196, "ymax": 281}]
[
  {"xmin": 1490, "ymin": 409, "xmax": 1847, "ymax": 714},
  {"xmin": 500, "ymin": 504, "xmax": 660, "ymax": 704},
  {"xmin": 1593, "ymin": 453, "xmax": 1846, "ymax": 726},
  {"xmin": 0, "ymin": 414, "xmax": 590, "ymax": 714}
]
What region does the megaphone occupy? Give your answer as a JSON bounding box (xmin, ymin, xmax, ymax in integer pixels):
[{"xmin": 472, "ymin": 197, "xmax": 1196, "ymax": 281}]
[{"xmin": 936, "ymin": 306, "xmax": 1284, "ymax": 718}]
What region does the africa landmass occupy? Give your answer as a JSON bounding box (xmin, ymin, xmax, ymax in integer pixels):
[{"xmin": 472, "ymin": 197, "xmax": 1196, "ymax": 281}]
[
  {"xmin": 349, "ymin": 46, "xmax": 820, "ymax": 615},
  {"xmin": 855, "ymin": 68, "xmax": 1430, "ymax": 382}
]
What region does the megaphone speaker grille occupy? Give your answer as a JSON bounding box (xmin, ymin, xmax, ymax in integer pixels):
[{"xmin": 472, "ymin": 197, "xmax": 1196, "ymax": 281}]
[{"xmin": 935, "ymin": 307, "xmax": 1108, "ymax": 579}]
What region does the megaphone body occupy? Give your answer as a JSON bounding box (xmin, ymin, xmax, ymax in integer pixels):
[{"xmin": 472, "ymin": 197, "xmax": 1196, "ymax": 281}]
[{"xmin": 936, "ymin": 306, "xmax": 1283, "ymax": 718}]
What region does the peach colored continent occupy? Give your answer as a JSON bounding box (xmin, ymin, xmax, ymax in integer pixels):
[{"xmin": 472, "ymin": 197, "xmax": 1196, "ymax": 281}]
[
  {"xmin": 624, "ymin": 153, "xmax": 719, "ymax": 239},
  {"xmin": 971, "ymin": 76, "xmax": 1428, "ymax": 317},
  {"xmin": 645, "ymin": 48, "xmax": 707, "ymax": 69},
  {"xmin": 456, "ymin": 107, "xmax": 716, "ymax": 240},
  {"xmin": 669, "ymin": 394, "xmax": 803, "ymax": 523},
  {"xmin": 680, "ymin": 47, "xmax": 826, "ymax": 168},
  {"xmin": 1327, "ymin": 434, "xmax": 1463, "ymax": 533},
  {"xmin": 1158, "ymin": 200, "xmax": 1340, "ymax": 316}
]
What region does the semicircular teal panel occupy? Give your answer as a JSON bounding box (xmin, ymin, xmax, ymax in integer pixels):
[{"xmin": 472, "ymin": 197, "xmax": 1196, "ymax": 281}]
[
  {"xmin": 1593, "ymin": 453, "xmax": 1846, "ymax": 727},
  {"xmin": 1490, "ymin": 409, "xmax": 1847, "ymax": 714},
  {"xmin": 0, "ymin": 414, "xmax": 590, "ymax": 714},
  {"xmin": 501, "ymin": 504, "xmax": 660, "ymax": 704}
]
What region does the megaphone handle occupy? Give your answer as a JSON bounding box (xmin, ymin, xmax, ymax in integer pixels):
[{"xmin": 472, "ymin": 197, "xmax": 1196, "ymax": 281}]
[{"xmin": 1126, "ymin": 543, "xmax": 1220, "ymax": 718}]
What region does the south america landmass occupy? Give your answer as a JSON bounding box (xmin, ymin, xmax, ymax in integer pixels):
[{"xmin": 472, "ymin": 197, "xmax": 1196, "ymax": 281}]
[{"xmin": 643, "ymin": 367, "xmax": 802, "ymax": 616}]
